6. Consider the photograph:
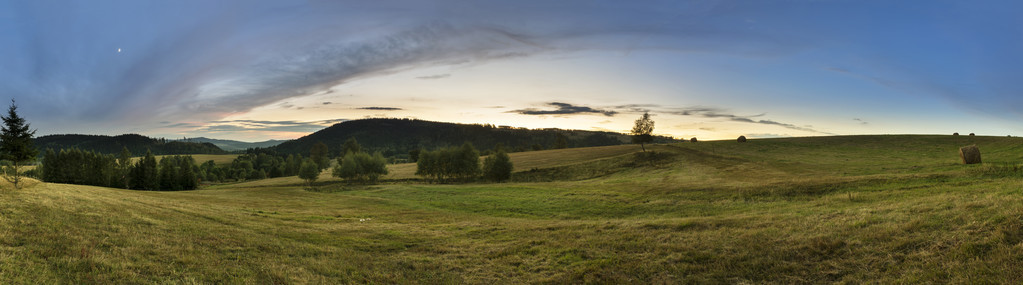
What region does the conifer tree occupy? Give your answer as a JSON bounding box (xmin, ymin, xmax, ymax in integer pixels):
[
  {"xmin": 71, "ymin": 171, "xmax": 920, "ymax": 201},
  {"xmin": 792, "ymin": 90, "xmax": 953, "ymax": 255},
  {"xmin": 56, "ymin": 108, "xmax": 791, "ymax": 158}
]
[
  {"xmin": 117, "ymin": 147, "xmax": 132, "ymax": 188},
  {"xmin": 140, "ymin": 150, "xmax": 159, "ymax": 190},
  {"xmin": 0, "ymin": 99, "xmax": 38, "ymax": 189}
]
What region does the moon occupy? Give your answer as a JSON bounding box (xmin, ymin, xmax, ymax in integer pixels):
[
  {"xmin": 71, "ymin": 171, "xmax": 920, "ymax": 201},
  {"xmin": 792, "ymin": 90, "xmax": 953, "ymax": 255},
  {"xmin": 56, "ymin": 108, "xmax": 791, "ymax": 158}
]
[{"xmin": 117, "ymin": 48, "xmax": 122, "ymax": 53}]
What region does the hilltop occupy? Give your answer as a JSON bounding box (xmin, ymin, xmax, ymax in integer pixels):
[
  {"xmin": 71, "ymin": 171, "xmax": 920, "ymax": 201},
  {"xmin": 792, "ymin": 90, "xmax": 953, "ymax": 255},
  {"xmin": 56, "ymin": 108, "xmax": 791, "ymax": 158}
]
[
  {"xmin": 270, "ymin": 118, "xmax": 678, "ymax": 157},
  {"xmin": 173, "ymin": 137, "xmax": 285, "ymax": 152},
  {"xmin": 34, "ymin": 134, "xmax": 226, "ymax": 155}
]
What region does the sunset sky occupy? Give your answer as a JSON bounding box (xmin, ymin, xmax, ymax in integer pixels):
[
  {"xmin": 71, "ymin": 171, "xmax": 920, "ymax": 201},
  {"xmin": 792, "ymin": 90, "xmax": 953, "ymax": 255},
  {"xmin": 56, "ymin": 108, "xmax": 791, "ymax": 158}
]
[{"xmin": 2, "ymin": 1, "xmax": 1021, "ymax": 142}]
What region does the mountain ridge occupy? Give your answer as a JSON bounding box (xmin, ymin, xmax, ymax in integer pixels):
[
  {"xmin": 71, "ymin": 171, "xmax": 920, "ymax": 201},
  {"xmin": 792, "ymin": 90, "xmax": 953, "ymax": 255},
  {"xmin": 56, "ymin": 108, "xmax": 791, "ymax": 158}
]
[
  {"xmin": 173, "ymin": 137, "xmax": 286, "ymax": 152},
  {"xmin": 268, "ymin": 118, "xmax": 679, "ymax": 158},
  {"xmin": 34, "ymin": 134, "xmax": 226, "ymax": 155}
]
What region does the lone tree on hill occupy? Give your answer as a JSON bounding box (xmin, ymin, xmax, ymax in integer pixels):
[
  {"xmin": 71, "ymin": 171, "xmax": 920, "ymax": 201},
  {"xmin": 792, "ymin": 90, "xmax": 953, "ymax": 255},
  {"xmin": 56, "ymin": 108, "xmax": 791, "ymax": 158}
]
[
  {"xmin": 1, "ymin": 99, "xmax": 38, "ymax": 189},
  {"xmin": 631, "ymin": 112, "xmax": 654, "ymax": 152}
]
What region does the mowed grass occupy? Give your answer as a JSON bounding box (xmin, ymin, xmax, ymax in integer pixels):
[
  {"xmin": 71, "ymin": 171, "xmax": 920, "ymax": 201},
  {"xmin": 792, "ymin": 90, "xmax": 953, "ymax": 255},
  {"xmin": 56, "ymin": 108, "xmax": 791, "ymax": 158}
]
[
  {"xmin": 4, "ymin": 135, "xmax": 1023, "ymax": 283},
  {"xmin": 383, "ymin": 144, "xmax": 641, "ymax": 179}
]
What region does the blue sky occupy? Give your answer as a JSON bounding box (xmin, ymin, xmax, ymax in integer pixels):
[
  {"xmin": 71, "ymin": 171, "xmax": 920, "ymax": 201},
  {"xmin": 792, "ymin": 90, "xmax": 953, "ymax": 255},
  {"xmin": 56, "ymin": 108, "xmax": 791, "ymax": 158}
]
[{"xmin": 1, "ymin": 1, "xmax": 1020, "ymax": 141}]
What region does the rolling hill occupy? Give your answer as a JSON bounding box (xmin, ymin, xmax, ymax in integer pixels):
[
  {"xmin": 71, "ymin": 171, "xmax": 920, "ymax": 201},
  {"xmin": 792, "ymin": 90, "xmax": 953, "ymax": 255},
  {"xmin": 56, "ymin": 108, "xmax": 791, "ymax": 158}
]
[
  {"xmin": 174, "ymin": 137, "xmax": 286, "ymax": 152},
  {"xmin": 6, "ymin": 134, "xmax": 1023, "ymax": 283},
  {"xmin": 270, "ymin": 118, "xmax": 678, "ymax": 157},
  {"xmin": 34, "ymin": 134, "xmax": 226, "ymax": 155}
]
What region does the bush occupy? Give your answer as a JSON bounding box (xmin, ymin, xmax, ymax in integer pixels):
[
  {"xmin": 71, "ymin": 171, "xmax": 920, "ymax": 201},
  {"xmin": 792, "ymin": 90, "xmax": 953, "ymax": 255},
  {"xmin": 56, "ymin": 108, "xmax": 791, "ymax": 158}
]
[
  {"xmin": 298, "ymin": 158, "xmax": 320, "ymax": 185},
  {"xmin": 482, "ymin": 150, "xmax": 513, "ymax": 182}
]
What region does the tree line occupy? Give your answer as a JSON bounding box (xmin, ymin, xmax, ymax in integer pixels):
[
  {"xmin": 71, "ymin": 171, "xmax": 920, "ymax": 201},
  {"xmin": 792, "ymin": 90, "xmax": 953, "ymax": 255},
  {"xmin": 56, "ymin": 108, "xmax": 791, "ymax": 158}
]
[
  {"xmin": 414, "ymin": 142, "xmax": 512, "ymax": 183},
  {"xmin": 39, "ymin": 148, "xmax": 198, "ymax": 191}
]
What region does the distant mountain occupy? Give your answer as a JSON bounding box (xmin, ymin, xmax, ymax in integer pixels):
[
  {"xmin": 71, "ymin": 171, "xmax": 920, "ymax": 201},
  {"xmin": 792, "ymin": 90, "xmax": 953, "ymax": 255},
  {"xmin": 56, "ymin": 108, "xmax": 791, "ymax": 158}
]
[
  {"xmin": 174, "ymin": 137, "xmax": 286, "ymax": 152},
  {"xmin": 269, "ymin": 118, "xmax": 678, "ymax": 158},
  {"xmin": 35, "ymin": 134, "xmax": 226, "ymax": 156}
]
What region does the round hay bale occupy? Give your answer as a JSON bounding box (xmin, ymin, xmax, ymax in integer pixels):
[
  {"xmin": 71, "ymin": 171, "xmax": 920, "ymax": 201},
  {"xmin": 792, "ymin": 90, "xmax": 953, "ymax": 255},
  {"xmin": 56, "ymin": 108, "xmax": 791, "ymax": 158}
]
[
  {"xmin": 690, "ymin": 137, "xmax": 698, "ymax": 143},
  {"xmin": 959, "ymin": 145, "xmax": 981, "ymax": 164},
  {"xmin": 737, "ymin": 135, "xmax": 747, "ymax": 143},
  {"xmin": 953, "ymin": 132, "xmax": 959, "ymax": 136},
  {"xmin": 969, "ymin": 133, "xmax": 975, "ymax": 136}
]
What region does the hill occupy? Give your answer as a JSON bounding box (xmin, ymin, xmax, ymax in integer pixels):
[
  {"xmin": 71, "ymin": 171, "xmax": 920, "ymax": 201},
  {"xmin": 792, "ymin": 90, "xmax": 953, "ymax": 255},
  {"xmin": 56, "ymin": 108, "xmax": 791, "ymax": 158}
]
[
  {"xmin": 34, "ymin": 134, "xmax": 226, "ymax": 155},
  {"xmin": 174, "ymin": 137, "xmax": 285, "ymax": 152},
  {"xmin": 270, "ymin": 118, "xmax": 678, "ymax": 157},
  {"xmin": 7, "ymin": 135, "xmax": 1023, "ymax": 283}
]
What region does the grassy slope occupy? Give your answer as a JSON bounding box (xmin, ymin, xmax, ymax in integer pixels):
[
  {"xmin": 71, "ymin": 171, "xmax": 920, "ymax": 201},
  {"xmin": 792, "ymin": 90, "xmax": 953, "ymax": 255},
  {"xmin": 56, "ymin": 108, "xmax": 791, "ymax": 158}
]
[{"xmin": 4, "ymin": 135, "xmax": 1023, "ymax": 283}]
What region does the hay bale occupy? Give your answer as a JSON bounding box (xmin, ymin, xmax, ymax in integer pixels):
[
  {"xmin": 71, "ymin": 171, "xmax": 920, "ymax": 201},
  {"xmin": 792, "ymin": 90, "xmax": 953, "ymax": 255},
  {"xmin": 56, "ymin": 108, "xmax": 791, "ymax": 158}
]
[
  {"xmin": 953, "ymin": 132, "xmax": 959, "ymax": 136},
  {"xmin": 737, "ymin": 135, "xmax": 747, "ymax": 143},
  {"xmin": 959, "ymin": 145, "xmax": 981, "ymax": 164},
  {"xmin": 969, "ymin": 133, "xmax": 976, "ymax": 136},
  {"xmin": 690, "ymin": 137, "xmax": 698, "ymax": 143}
]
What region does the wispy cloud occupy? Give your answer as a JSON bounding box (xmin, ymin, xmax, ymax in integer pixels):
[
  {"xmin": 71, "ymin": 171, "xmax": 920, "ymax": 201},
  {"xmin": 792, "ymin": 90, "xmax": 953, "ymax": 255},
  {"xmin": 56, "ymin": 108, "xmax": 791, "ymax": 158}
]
[
  {"xmin": 357, "ymin": 107, "xmax": 403, "ymax": 111},
  {"xmin": 668, "ymin": 106, "xmax": 832, "ymax": 134},
  {"xmin": 853, "ymin": 118, "xmax": 868, "ymax": 125},
  {"xmin": 511, "ymin": 102, "xmax": 617, "ymax": 117},
  {"xmin": 197, "ymin": 119, "xmax": 347, "ymax": 133},
  {"xmin": 416, "ymin": 74, "xmax": 450, "ymax": 80}
]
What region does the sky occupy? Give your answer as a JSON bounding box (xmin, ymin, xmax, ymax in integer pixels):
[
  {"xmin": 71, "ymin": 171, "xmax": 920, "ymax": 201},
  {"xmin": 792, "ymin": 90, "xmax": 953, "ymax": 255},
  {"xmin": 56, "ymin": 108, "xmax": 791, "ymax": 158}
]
[{"xmin": 1, "ymin": 0, "xmax": 1021, "ymax": 142}]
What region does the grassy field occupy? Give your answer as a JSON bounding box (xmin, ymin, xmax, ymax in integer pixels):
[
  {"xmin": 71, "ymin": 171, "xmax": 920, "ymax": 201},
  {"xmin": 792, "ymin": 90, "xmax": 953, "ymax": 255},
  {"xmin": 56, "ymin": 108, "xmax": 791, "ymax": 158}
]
[{"xmin": 4, "ymin": 135, "xmax": 1023, "ymax": 283}]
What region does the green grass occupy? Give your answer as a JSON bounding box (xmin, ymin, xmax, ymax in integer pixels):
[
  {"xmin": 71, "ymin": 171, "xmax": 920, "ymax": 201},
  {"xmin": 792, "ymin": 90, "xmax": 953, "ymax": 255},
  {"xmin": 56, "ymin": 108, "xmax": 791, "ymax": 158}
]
[{"xmin": 4, "ymin": 135, "xmax": 1023, "ymax": 283}]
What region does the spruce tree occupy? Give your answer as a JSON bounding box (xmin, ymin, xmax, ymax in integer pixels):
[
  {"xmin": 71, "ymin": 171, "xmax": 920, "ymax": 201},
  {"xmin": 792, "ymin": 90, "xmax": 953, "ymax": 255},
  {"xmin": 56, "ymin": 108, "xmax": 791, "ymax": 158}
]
[
  {"xmin": 117, "ymin": 147, "xmax": 132, "ymax": 188},
  {"xmin": 141, "ymin": 150, "xmax": 159, "ymax": 190},
  {"xmin": 0, "ymin": 99, "xmax": 38, "ymax": 189}
]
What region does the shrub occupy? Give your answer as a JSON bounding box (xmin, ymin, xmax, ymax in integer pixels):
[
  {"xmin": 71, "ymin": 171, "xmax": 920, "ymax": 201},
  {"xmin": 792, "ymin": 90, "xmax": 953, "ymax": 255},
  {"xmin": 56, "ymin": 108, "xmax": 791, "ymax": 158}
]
[{"xmin": 482, "ymin": 150, "xmax": 513, "ymax": 182}]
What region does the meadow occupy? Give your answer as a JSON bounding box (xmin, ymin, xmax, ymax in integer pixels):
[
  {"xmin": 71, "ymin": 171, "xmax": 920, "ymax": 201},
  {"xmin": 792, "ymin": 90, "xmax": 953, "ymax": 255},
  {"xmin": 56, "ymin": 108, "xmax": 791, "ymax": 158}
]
[{"xmin": 3, "ymin": 135, "xmax": 1023, "ymax": 283}]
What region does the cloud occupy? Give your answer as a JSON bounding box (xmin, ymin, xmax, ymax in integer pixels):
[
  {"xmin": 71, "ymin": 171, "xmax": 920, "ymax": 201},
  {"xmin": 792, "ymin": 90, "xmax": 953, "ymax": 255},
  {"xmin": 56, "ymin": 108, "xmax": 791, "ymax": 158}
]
[
  {"xmin": 161, "ymin": 122, "xmax": 201, "ymax": 129},
  {"xmin": 416, "ymin": 74, "xmax": 451, "ymax": 80},
  {"xmin": 197, "ymin": 119, "xmax": 347, "ymax": 133},
  {"xmin": 669, "ymin": 106, "xmax": 832, "ymax": 134},
  {"xmin": 511, "ymin": 102, "xmax": 617, "ymax": 116},
  {"xmin": 853, "ymin": 118, "xmax": 868, "ymax": 125},
  {"xmin": 357, "ymin": 107, "xmax": 403, "ymax": 111}
]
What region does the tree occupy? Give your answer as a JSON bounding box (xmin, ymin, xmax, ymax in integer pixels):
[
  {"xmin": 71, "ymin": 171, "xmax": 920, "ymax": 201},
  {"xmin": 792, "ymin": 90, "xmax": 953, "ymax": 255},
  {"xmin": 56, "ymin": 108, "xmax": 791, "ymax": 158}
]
[
  {"xmin": 408, "ymin": 148, "xmax": 421, "ymax": 163},
  {"xmin": 117, "ymin": 147, "xmax": 132, "ymax": 188},
  {"xmin": 158, "ymin": 157, "xmax": 180, "ymax": 190},
  {"xmin": 340, "ymin": 137, "xmax": 362, "ymax": 157},
  {"xmin": 482, "ymin": 149, "xmax": 513, "ymax": 182},
  {"xmin": 332, "ymin": 151, "xmax": 388, "ymax": 183},
  {"xmin": 631, "ymin": 112, "xmax": 655, "ymax": 152},
  {"xmin": 415, "ymin": 142, "xmax": 481, "ymax": 183},
  {"xmin": 139, "ymin": 150, "xmax": 159, "ymax": 190},
  {"xmin": 0, "ymin": 99, "xmax": 38, "ymax": 189},
  {"xmin": 553, "ymin": 134, "xmax": 568, "ymax": 149},
  {"xmin": 310, "ymin": 141, "xmax": 330, "ymax": 171},
  {"xmin": 298, "ymin": 158, "xmax": 320, "ymax": 186}
]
